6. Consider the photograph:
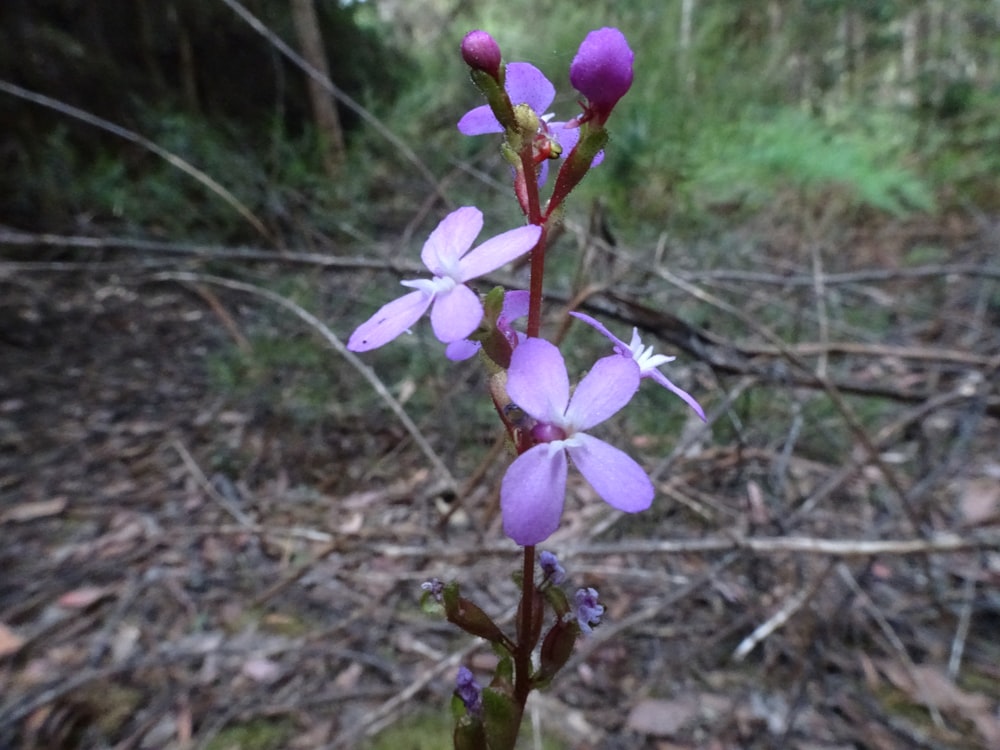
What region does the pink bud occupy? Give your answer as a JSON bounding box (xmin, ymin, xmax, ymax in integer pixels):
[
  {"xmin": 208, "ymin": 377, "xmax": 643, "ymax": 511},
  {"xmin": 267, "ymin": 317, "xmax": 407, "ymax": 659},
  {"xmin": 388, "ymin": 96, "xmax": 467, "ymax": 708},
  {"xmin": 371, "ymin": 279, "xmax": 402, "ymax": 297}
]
[
  {"xmin": 461, "ymin": 30, "xmax": 502, "ymax": 80},
  {"xmin": 569, "ymin": 28, "xmax": 634, "ymax": 126}
]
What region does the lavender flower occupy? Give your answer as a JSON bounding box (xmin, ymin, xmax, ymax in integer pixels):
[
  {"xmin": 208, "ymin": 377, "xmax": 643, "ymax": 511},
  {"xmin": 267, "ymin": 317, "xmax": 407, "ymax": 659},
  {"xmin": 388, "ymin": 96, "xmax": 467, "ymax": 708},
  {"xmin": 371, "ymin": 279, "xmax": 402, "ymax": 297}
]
[
  {"xmin": 569, "ymin": 28, "xmax": 634, "ymax": 127},
  {"xmin": 457, "ymin": 62, "xmax": 601, "ymax": 185},
  {"xmin": 455, "ymin": 666, "xmax": 483, "ymax": 715},
  {"xmin": 571, "ymin": 312, "xmax": 706, "ymax": 421},
  {"xmin": 458, "ymin": 62, "xmax": 555, "ymax": 137},
  {"xmin": 574, "ymin": 587, "xmax": 605, "ymax": 634},
  {"xmin": 347, "ymin": 207, "xmax": 540, "ymax": 352},
  {"xmin": 500, "ymin": 338, "xmax": 652, "ymax": 546},
  {"xmin": 539, "ymin": 550, "xmax": 566, "ymax": 585}
]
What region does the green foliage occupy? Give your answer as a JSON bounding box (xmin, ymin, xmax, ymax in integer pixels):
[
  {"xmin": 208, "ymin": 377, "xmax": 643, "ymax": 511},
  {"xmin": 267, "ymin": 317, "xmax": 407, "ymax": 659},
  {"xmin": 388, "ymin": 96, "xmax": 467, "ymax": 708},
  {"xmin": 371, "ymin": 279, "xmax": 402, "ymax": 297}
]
[
  {"xmin": 206, "ymin": 325, "xmax": 338, "ymax": 426},
  {"xmin": 681, "ymin": 107, "xmax": 935, "ymax": 219},
  {"xmin": 366, "ymin": 711, "xmax": 566, "ymax": 750},
  {"xmin": 203, "ymin": 718, "xmax": 295, "ymax": 750}
]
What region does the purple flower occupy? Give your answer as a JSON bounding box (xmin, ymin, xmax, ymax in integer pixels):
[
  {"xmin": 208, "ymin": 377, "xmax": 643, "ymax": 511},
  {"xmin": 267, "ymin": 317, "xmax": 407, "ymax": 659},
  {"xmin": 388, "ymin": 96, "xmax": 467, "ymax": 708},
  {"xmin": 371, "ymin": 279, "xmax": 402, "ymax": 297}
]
[
  {"xmin": 571, "ymin": 312, "xmax": 706, "ymax": 421},
  {"xmin": 461, "ymin": 30, "xmax": 502, "ymax": 80},
  {"xmin": 574, "ymin": 587, "xmax": 604, "ymax": 634},
  {"xmin": 570, "ymin": 28, "xmax": 634, "ymax": 126},
  {"xmin": 539, "ymin": 550, "xmax": 567, "ymax": 585},
  {"xmin": 500, "ymin": 338, "xmax": 652, "ymax": 546},
  {"xmin": 455, "ymin": 666, "xmax": 483, "ymax": 715},
  {"xmin": 445, "ymin": 289, "xmax": 529, "ymax": 361},
  {"xmin": 347, "ymin": 207, "xmax": 540, "ymax": 352},
  {"xmin": 457, "ymin": 62, "xmax": 602, "ymax": 185},
  {"xmin": 458, "ymin": 62, "xmax": 555, "ymax": 136}
]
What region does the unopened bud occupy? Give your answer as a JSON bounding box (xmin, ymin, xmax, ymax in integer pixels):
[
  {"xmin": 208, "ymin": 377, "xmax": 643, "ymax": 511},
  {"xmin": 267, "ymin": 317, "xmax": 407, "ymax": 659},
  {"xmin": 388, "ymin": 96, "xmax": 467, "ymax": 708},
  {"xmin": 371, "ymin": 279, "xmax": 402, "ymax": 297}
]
[{"xmin": 461, "ymin": 30, "xmax": 502, "ymax": 80}]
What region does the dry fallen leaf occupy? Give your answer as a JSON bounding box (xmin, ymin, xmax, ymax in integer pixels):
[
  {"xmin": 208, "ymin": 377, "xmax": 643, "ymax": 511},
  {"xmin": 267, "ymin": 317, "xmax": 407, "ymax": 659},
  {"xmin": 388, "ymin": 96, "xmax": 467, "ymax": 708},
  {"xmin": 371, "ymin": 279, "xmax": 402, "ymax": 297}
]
[
  {"xmin": 0, "ymin": 497, "xmax": 67, "ymax": 523},
  {"xmin": 241, "ymin": 656, "xmax": 283, "ymax": 684},
  {"xmin": 57, "ymin": 586, "xmax": 113, "ymax": 609},
  {"xmin": 877, "ymin": 660, "xmax": 1000, "ymax": 745},
  {"xmin": 959, "ymin": 478, "xmax": 1000, "ymax": 527},
  {"xmin": 0, "ymin": 622, "xmax": 26, "ymax": 657},
  {"xmin": 626, "ymin": 696, "xmax": 701, "ymax": 736}
]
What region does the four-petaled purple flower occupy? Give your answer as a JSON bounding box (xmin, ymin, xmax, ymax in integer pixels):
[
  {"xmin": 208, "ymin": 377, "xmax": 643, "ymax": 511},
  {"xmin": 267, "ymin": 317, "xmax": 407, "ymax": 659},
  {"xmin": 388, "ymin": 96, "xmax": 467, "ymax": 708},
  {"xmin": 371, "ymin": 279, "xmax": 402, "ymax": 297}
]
[
  {"xmin": 571, "ymin": 312, "xmax": 706, "ymax": 421},
  {"xmin": 455, "ymin": 666, "xmax": 483, "ymax": 715},
  {"xmin": 570, "ymin": 27, "xmax": 634, "ymax": 127},
  {"xmin": 574, "ymin": 587, "xmax": 605, "ymax": 634},
  {"xmin": 500, "ymin": 337, "xmax": 653, "ymax": 546},
  {"xmin": 347, "ymin": 207, "xmax": 540, "ymax": 352},
  {"xmin": 457, "ymin": 62, "xmax": 602, "ymax": 185}
]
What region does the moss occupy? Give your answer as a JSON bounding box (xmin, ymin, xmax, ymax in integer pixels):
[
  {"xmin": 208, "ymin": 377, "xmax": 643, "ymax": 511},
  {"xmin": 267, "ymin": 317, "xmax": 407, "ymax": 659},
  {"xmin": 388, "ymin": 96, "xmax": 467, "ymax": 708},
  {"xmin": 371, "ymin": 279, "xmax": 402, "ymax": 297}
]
[{"xmin": 203, "ymin": 718, "xmax": 296, "ymax": 750}]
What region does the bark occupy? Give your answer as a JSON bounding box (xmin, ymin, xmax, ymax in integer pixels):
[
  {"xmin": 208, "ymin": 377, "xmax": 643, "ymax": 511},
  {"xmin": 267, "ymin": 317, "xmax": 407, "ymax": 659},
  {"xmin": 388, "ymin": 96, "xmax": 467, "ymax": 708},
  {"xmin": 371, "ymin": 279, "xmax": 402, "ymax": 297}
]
[{"xmin": 289, "ymin": 0, "xmax": 345, "ymax": 176}]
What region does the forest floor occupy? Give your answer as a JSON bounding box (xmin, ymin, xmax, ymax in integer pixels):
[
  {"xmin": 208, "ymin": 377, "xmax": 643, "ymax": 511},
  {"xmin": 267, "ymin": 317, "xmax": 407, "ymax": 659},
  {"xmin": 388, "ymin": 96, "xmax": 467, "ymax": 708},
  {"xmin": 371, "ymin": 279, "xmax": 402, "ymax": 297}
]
[{"xmin": 1, "ymin": 210, "xmax": 999, "ymax": 750}]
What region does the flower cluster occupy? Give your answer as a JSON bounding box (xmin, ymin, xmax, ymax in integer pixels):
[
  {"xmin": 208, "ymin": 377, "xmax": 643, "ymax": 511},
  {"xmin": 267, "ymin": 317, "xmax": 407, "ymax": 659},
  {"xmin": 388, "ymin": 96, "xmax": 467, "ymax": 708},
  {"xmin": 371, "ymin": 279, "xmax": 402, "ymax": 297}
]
[
  {"xmin": 347, "ymin": 27, "xmax": 710, "ymax": 746},
  {"xmin": 348, "ymin": 27, "xmax": 703, "ymax": 549}
]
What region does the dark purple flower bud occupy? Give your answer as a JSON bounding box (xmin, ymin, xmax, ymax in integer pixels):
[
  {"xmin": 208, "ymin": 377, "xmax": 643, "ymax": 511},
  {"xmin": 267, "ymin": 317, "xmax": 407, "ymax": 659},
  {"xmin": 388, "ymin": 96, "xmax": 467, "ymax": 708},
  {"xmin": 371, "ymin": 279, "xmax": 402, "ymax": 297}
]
[
  {"xmin": 455, "ymin": 666, "xmax": 483, "ymax": 715},
  {"xmin": 539, "ymin": 550, "xmax": 566, "ymax": 585},
  {"xmin": 569, "ymin": 28, "xmax": 634, "ymax": 126},
  {"xmin": 574, "ymin": 587, "xmax": 605, "ymax": 634},
  {"xmin": 461, "ymin": 30, "xmax": 503, "ymax": 80}
]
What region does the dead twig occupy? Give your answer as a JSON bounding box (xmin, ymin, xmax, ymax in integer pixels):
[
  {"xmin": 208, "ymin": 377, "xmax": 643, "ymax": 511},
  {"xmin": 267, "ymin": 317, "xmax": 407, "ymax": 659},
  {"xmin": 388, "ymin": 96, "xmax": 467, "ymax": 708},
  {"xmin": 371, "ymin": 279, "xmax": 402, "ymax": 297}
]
[{"xmin": 732, "ymin": 560, "xmax": 835, "ymax": 661}]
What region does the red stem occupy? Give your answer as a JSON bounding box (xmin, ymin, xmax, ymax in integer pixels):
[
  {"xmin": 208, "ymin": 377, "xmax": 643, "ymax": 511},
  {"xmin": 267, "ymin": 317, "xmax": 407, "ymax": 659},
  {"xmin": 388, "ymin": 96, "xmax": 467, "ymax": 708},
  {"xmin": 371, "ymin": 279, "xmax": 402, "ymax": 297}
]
[
  {"xmin": 518, "ymin": 146, "xmax": 546, "ymax": 339},
  {"xmin": 514, "ymin": 544, "xmax": 536, "ymax": 706}
]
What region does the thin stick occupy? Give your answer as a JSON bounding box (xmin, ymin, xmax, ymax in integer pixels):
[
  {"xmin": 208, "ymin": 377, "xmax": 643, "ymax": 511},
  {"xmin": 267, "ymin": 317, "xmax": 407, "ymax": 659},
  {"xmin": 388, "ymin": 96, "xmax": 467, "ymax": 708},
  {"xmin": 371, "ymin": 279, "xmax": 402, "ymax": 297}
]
[
  {"xmin": 947, "ymin": 572, "xmax": 976, "ymax": 680},
  {"xmin": 732, "ymin": 561, "xmax": 835, "ymax": 661},
  {"xmin": 836, "ymin": 563, "xmax": 945, "ymax": 729},
  {"xmin": 172, "ymin": 438, "xmax": 255, "ymax": 527}
]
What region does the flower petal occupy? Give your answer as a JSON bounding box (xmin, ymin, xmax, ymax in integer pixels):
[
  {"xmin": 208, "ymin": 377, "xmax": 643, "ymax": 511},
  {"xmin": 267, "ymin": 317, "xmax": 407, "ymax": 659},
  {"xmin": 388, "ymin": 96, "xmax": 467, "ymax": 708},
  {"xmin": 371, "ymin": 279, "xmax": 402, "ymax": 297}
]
[
  {"xmin": 421, "ymin": 207, "xmax": 483, "ymax": 274},
  {"xmin": 569, "ymin": 311, "xmax": 628, "ymax": 350},
  {"xmin": 500, "ymin": 290, "xmax": 530, "ymax": 322},
  {"xmin": 457, "ymin": 104, "xmax": 503, "ymax": 136},
  {"xmin": 505, "ymin": 62, "xmax": 555, "ymax": 114},
  {"xmin": 548, "ymin": 124, "xmax": 605, "ymax": 167},
  {"xmin": 568, "ymin": 434, "xmax": 653, "ymax": 512},
  {"xmin": 430, "ymin": 284, "xmax": 483, "ymax": 342},
  {"xmin": 507, "ymin": 338, "xmax": 570, "ymax": 423},
  {"xmin": 565, "ymin": 354, "xmax": 639, "ymax": 431},
  {"xmin": 458, "ymin": 224, "xmax": 541, "ymax": 281},
  {"xmin": 500, "ymin": 444, "xmax": 568, "ymax": 545},
  {"xmin": 347, "ymin": 290, "xmax": 432, "ymax": 352},
  {"xmin": 445, "ymin": 338, "xmax": 481, "ymax": 361},
  {"xmin": 649, "ymin": 370, "xmax": 707, "ymax": 421}
]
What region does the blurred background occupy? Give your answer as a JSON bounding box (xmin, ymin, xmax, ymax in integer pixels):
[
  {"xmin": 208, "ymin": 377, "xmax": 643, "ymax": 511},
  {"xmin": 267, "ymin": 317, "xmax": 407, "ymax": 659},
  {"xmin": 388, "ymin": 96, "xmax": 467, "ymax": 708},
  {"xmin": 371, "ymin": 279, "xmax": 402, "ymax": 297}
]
[{"xmin": 1, "ymin": 1, "xmax": 999, "ymax": 749}]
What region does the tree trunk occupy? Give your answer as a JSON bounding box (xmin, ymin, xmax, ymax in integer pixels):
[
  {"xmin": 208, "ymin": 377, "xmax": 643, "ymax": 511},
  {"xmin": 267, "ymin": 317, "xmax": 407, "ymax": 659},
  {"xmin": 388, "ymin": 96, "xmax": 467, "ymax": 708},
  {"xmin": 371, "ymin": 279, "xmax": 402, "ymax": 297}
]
[{"xmin": 289, "ymin": 0, "xmax": 345, "ymax": 176}]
